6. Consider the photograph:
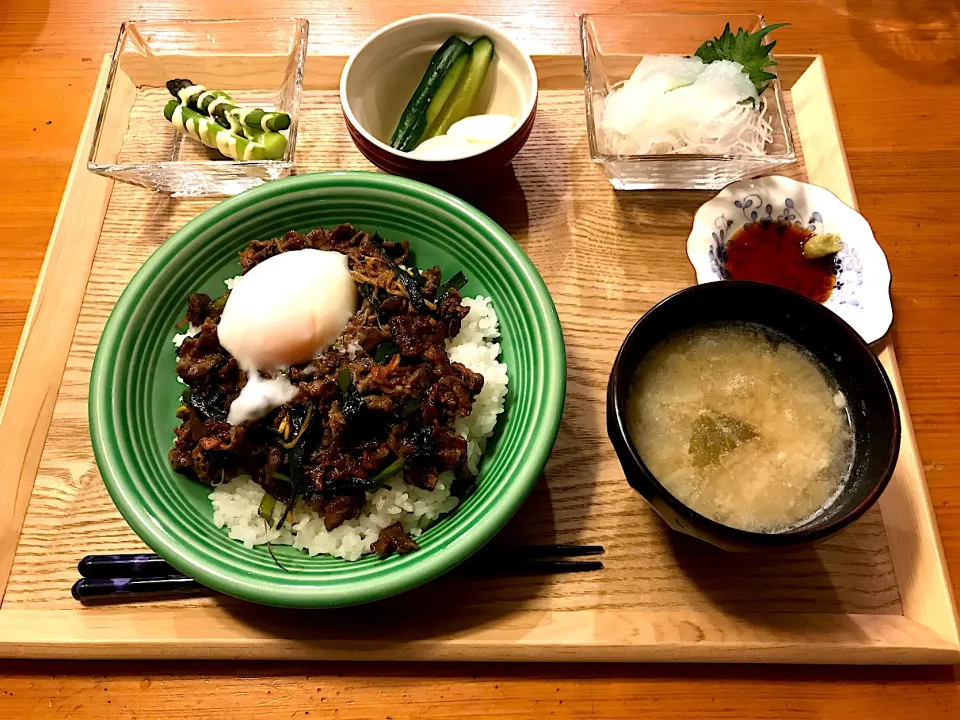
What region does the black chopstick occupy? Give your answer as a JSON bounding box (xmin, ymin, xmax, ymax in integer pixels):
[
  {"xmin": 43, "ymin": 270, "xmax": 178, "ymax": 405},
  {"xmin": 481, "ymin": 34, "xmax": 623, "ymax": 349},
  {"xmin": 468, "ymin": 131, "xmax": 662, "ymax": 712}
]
[
  {"xmin": 78, "ymin": 553, "xmax": 178, "ymax": 579},
  {"xmin": 73, "ymin": 544, "xmax": 604, "ymax": 603},
  {"xmin": 71, "ymin": 575, "xmax": 204, "ymax": 601}
]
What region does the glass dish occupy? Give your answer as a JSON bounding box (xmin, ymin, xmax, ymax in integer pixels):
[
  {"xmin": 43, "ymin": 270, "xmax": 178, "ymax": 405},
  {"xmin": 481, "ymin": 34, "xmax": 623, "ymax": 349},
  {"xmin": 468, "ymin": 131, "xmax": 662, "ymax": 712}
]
[
  {"xmin": 580, "ymin": 13, "xmax": 795, "ymax": 190},
  {"xmin": 88, "ymin": 18, "xmax": 308, "ymax": 197}
]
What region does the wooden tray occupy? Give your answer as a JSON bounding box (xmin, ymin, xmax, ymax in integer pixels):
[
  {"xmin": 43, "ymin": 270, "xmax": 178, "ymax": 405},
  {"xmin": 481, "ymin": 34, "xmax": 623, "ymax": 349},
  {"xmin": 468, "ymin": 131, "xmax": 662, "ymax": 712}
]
[{"xmin": 0, "ymin": 54, "xmax": 957, "ymax": 663}]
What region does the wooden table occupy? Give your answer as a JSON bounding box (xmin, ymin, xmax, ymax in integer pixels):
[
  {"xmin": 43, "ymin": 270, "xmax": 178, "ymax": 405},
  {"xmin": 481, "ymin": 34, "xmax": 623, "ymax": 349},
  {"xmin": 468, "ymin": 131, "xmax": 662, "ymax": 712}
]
[{"xmin": 1, "ymin": 0, "xmax": 959, "ymax": 716}]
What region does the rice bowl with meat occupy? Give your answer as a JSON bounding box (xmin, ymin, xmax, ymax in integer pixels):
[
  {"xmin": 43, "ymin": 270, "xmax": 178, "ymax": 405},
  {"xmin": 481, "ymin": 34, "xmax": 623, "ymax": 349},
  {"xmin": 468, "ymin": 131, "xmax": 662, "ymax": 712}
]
[
  {"xmin": 90, "ymin": 170, "xmax": 565, "ymax": 607},
  {"xmin": 169, "ymin": 223, "xmax": 508, "ymax": 561}
]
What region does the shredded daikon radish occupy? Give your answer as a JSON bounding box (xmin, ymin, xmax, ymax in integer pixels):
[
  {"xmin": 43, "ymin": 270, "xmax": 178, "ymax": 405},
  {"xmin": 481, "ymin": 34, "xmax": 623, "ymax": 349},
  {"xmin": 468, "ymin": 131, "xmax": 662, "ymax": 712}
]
[{"xmin": 600, "ymin": 56, "xmax": 774, "ymax": 156}]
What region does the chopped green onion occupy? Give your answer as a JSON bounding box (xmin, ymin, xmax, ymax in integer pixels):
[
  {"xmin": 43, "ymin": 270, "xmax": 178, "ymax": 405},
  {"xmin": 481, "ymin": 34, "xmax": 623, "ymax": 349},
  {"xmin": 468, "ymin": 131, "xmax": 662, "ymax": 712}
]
[
  {"xmin": 212, "ymin": 290, "xmax": 231, "ymax": 314},
  {"xmin": 258, "ymin": 494, "xmax": 277, "ymax": 523},
  {"xmin": 281, "ymin": 403, "xmax": 313, "ymax": 450},
  {"xmin": 400, "ymin": 399, "xmax": 420, "ymax": 417},
  {"xmin": 274, "ymin": 403, "xmax": 314, "ymax": 530},
  {"xmin": 437, "ymin": 270, "xmax": 467, "ymax": 299},
  {"xmin": 373, "ymin": 341, "xmax": 399, "ymax": 363},
  {"xmin": 392, "ymin": 263, "xmax": 427, "ymax": 311},
  {"xmin": 371, "ymin": 457, "xmax": 405, "ymax": 484}
]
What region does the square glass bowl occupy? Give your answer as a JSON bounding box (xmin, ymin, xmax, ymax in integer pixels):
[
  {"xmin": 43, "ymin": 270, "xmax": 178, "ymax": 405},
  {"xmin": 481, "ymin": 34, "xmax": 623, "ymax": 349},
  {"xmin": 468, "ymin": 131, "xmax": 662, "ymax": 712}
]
[
  {"xmin": 88, "ymin": 19, "xmax": 308, "ymax": 197},
  {"xmin": 580, "ymin": 13, "xmax": 795, "ymax": 190}
]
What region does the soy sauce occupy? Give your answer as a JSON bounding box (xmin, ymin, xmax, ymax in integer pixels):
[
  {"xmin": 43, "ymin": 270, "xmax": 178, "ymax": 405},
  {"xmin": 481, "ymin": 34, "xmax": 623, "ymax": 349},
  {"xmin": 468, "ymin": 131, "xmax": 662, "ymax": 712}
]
[{"xmin": 724, "ymin": 219, "xmax": 835, "ymax": 302}]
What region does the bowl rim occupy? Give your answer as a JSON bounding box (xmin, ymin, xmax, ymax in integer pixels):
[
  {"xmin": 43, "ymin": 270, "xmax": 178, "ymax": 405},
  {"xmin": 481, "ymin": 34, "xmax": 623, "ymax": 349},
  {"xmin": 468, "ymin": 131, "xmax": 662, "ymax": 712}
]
[
  {"xmin": 607, "ymin": 280, "xmax": 901, "ymax": 548},
  {"xmin": 339, "ymin": 13, "xmax": 538, "ymax": 164},
  {"xmin": 89, "ymin": 170, "xmax": 566, "ymax": 606}
]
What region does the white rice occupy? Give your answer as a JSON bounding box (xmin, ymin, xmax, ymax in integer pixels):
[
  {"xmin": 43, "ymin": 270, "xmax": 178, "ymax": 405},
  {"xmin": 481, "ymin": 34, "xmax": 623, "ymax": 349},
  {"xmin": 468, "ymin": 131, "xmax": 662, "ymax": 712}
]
[
  {"xmin": 172, "ymin": 323, "xmax": 201, "ymax": 348},
  {"xmin": 200, "ymin": 295, "xmax": 508, "ymax": 561}
]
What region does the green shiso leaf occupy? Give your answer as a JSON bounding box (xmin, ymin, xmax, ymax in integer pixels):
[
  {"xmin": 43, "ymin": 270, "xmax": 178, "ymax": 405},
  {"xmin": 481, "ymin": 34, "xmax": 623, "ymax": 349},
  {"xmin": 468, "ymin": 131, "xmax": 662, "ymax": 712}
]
[{"xmin": 694, "ymin": 22, "xmax": 789, "ymax": 95}]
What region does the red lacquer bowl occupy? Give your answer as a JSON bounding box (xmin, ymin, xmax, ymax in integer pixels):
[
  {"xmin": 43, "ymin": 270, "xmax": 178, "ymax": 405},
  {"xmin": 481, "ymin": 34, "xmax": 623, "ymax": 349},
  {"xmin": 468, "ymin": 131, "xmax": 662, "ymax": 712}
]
[{"xmin": 340, "ymin": 14, "xmax": 539, "ymax": 188}]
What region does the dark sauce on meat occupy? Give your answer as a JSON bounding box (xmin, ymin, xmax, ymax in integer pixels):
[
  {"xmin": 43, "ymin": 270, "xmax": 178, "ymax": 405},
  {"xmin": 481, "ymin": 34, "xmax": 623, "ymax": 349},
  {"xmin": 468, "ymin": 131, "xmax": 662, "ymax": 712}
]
[{"xmin": 724, "ymin": 219, "xmax": 835, "ymax": 302}]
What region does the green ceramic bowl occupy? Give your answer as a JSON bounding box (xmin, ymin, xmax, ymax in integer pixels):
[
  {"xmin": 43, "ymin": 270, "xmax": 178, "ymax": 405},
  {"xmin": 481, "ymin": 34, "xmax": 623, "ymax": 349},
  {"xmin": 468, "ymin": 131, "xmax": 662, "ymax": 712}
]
[{"xmin": 90, "ymin": 171, "xmax": 565, "ymax": 608}]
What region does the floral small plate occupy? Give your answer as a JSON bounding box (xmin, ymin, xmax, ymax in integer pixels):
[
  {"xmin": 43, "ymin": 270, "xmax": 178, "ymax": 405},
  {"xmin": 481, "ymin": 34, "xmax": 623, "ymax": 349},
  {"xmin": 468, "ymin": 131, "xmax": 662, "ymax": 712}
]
[{"xmin": 686, "ymin": 175, "xmax": 893, "ymax": 344}]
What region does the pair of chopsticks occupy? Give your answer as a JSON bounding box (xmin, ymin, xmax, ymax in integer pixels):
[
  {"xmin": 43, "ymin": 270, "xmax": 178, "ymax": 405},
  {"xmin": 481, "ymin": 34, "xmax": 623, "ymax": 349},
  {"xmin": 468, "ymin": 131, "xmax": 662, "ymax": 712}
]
[
  {"xmin": 72, "ymin": 544, "xmax": 604, "ymax": 603},
  {"xmin": 73, "ymin": 554, "xmax": 204, "ymax": 601}
]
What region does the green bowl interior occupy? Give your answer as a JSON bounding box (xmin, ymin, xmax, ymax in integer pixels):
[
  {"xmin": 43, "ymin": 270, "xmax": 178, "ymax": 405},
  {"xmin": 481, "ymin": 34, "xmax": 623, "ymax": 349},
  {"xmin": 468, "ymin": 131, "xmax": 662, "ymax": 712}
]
[{"xmin": 90, "ymin": 171, "xmax": 565, "ymax": 608}]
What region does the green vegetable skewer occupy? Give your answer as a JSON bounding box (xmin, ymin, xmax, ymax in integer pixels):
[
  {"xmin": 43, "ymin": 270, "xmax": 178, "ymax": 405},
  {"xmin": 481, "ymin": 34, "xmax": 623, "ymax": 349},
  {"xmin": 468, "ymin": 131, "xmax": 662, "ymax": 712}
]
[
  {"xmin": 214, "ymin": 105, "xmax": 292, "ymax": 133},
  {"xmin": 164, "ymin": 99, "xmax": 270, "ymax": 161},
  {"xmin": 166, "ymin": 79, "xmax": 232, "ymax": 115},
  {"xmin": 165, "ymin": 79, "xmax": 293, "ymax": 132},
  {"xmin": 242, "ymin": 124, "xmax": 289, "ymax": 161}
]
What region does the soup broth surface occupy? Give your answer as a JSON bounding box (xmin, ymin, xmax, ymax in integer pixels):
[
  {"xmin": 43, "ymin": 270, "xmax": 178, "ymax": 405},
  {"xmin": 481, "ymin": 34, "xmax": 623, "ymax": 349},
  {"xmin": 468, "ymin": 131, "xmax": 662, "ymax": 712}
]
[{"xmin": 627, "ymin": 323, "xmax": 853, "ymax": 533}]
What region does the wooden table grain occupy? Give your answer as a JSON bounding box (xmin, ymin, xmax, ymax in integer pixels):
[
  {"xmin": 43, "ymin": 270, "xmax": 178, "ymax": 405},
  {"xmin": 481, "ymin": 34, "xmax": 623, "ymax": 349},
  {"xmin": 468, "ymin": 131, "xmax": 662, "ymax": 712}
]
[{"xmin": 1, "ymin": 0, "xmax": 959, "ymax": 717}]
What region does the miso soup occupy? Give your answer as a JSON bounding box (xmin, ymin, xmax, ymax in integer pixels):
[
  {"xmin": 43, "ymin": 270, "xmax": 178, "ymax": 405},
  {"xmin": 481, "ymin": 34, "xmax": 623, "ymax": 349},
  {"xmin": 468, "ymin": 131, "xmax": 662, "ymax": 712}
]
[{"xmin": 627, "ymin": 323, "xmax": 853, "ymax": 533}]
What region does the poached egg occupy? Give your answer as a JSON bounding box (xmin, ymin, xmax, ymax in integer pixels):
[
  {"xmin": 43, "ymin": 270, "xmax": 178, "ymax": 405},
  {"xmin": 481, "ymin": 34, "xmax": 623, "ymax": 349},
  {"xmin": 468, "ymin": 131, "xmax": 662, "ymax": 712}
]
[{"xmin": 218, "ymin": 248, "xmax": 357, "ymax": 424}]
